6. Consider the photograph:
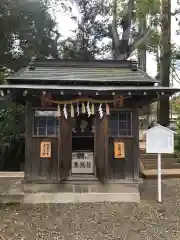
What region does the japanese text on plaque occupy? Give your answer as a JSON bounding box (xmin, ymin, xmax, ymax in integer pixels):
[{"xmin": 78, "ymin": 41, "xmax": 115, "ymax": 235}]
[
  {"xmin": 114, "ymin": 142, "xmax": 125, "ymax": 159},
  {"xmin": 40, "ymin": 141, "xmax": 51, "ymax": 158},
  {"xmin": 73, "ymin": 161, "xmax": 92, "ymax": 169}
]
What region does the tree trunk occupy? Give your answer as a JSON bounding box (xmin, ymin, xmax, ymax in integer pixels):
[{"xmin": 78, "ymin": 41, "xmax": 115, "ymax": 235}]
[
  {"xmin": 111, "ymin": 0, "xmax": 135, "ymax": 60},
  {"xmin": 138, "ymin": 17, "xmax": 150, "ymax": 124},
  {"xmin": 138, "ymin": 17, "xmax": 147, "ymax": 72},
  {"xmin": 157, "ymin": 0, "xmax": 171, "ymax": 126},
  {"xmin": 110, "ymin": 0, "xmax": 153, "ymax": 60},
  {"xmin": 138, "ymin": 49, "xmax": 146, "ymax": 72},
  {"xmin": 111, "ymin": 0, "xmax": 120, "ymax": 59}
]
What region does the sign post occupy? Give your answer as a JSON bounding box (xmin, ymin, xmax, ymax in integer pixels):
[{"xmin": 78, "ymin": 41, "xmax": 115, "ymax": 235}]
[
  {"xmin": 145, "ymin": 125, "xmax": 176, "ymax": 203},
  {"xmin": 157, "ymin": 153, "xmax": 162, "ymax": 202}
]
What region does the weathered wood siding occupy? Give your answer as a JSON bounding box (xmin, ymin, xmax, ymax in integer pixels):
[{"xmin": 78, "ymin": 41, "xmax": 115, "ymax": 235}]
[
  {"xmin": 27, "ymin": 138, "xmax": 59, "ymax": 181},
  {"xmin": 132, "ymin": 106, "xmax": 140, "ymax": 181},
  {"xmin": 95, "ymin": 115, "xmax": 109, "ymax": 182},
  {"xmin": 108, "ymin": 138, "xmax": 134, "ymax": 179},
  {"xmin": 25, "ymin": 99, "xmax": 139, "ymax": 183},
  {"xmin": 59, "ymin": 116, "xmax": 72, "ymax": 180},
  {"xmin": 108, "ymin": 106, "xmax": 139, "ymax": 180},
  {"xmin": 25, "ymin": 101, "xmax": 59, "ymax": 182}
]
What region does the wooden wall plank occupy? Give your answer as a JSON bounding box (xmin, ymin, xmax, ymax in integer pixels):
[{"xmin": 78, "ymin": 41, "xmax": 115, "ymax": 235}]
[
  {"xmin": 95, "ymin": 115, "xmax": 109, "ymax": 182},
  {"xmin": 25, "ymin": 101, "xmax": 33, "ymax": 181},
  {"xmin": 25, "ymin": 101, "xmax": 59, "ymax": 181},
  {"xmin": 59, "ymin": 116, "xmax": 72, "ymax": 180},
  {"xmin": 132, "ymin": 105, "xmax": 140, "ymax": 181},
  {"xmin": 108, "ymin": 138, "xmax": 134, "ymax": 179},
  {"xmin": 124, "ymin": 138, "xmax": 134, "ymax": 179}
]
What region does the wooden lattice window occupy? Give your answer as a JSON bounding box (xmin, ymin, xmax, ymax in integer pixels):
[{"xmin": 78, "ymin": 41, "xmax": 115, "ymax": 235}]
[
  {"xmin": 33, "ymin": 110, "xmax": 60, "ymax": 136},
  {"xmin": 109, "ymin": 112, "xmax": 132, "ymax": 137}
]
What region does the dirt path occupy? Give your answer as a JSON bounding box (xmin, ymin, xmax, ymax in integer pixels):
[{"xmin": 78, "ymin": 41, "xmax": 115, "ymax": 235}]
[{"xmin": 0, "ymin": 179, "xmax": 180, "ymax": 239}]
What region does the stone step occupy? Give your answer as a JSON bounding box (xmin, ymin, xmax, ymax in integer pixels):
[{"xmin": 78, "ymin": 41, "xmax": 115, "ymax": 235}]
[
  {"xmin": 24, "ymin": 182, "xmax": 139, "ymax": 193},
  {"xmin": 143, "ymin": 163, "xmax": 180, "ymax": 170},
  {"xmin": 0, "ymin": 194, "xmax": 24, "ymax": 203},
  {"xmin": 140, "ymin": 154, "xmax": 176, "ymax": 159},
  {"xmin": 0, "ymin": 178, "xmax": 140, "ymax": 203},
  {"xmin": 23, "ymin": 192, "xmax": 140, "ymax": 203},
  {"xmin": 142, "ymin": 162, "xmax": 178, "ymax": 167},
  {"xmin": 140, "ymin": 152, "xmax": 179, "ymax": 171},
  {"xmin": 140, "ymin": 156, "xmax": 179, "ymax": 162},
  {"xmin": 142, "ymin": 169, "xmax": 180, "ymax": 179},
  {"xmin": 141, "ymin": 158, "xmax": 179, "ymax": 164},
  {"xmin": 0, "ymin": 192, "xmax": 140, "ymax": 204},
  {"xmin": 143, "ymin": 160, "xmax": 180, "ymax": 164},
  {"xmin": 140, "ymin": 158, "xmax": 177, "ymax": 162}
]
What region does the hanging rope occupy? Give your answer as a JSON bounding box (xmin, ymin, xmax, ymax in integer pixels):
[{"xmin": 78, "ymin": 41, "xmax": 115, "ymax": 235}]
[
  {"xmin": 43, "ymin": 96, "xmax": 126, "ymax": 105},
  {"xmin": 41, "ymin": 95, "xmax": 127, "ymax": 118}
]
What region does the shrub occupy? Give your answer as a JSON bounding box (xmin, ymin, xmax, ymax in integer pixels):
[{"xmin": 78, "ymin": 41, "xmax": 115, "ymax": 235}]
[{"xmin": 174, "ymin": 118, "xmax": 180, "ymax": 157}]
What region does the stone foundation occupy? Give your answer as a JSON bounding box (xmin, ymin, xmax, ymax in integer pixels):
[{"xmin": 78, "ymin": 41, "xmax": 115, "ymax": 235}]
[
  {"xmin": 23, "ymin": 181, "xmax": 140, "ymax": 203},
  {"xmin": 0, "ymin": 173, "xmax": 140, "ymax": 203}
]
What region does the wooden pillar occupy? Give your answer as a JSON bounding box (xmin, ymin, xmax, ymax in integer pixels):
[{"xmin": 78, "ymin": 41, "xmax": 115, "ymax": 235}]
[
  {"xmin": 59, "ymin": 116, "xmax": 72, "ymax": 180},
  {"xmin": 132, "ymin": 105, "xmax": 140, "ymax": 182},
  {"xmin": 95, "ymin": 115, "xmax": 109, "ymax": 182},
  {"xmin": 25, "ymin": 101, "xmax": 33, "ymax": 181}
]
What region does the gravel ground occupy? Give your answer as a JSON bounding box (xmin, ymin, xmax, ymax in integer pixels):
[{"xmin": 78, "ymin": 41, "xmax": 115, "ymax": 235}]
[{"xmin": 0, "ymin": 179, "xmax": 180, "ymax": 240}]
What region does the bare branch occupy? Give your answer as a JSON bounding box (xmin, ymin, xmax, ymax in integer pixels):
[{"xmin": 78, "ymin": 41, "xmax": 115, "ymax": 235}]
[
  {"xmin": 121, "ymin": 0, "xmax": 134, "ymax": 41},
  {"xmin": 111, "ymin": 0, "xmax": 120, "ymax": 59},
  {"xmin": 116, "ymin": 0, "xmax": 135, "ymax": 60},
  {"xmin": 128, "ymin": 28, "xmax": 153, "ymax": 58}
]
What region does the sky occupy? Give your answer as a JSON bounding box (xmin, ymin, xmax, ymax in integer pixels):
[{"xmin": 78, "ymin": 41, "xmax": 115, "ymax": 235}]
[{"xmin": 52, "ymin": 1, "xmax": 180, "ymax": 86}]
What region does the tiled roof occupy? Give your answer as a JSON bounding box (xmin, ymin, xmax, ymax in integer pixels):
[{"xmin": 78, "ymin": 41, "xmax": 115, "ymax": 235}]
[{"xmin": 6, "ymin": 59, "xmax": 158, "ymax": 84}]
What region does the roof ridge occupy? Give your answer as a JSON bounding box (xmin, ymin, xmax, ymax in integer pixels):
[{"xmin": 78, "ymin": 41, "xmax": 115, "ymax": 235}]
[{"xmin": 28, "ymin": 59, "xmax": 138, "ymax": 70}]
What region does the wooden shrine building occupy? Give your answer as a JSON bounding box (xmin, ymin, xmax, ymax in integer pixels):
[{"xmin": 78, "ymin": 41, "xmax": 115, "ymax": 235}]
[{"xmin": 0, "ymin": 59, "xmax": 178, "ymax": 202}]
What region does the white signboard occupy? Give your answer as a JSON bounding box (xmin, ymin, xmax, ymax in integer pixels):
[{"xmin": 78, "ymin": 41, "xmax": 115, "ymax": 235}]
[
  {"xmin": 146, "ymin": 125, "xmax": 175, "ymax": 154},
  {"xmin": 145, "ymin": 124, "xmax": 176, "ymax": 203},
  {"xmin": 72, "ymin": 152, "xmax": 94, "ymax": 174}
]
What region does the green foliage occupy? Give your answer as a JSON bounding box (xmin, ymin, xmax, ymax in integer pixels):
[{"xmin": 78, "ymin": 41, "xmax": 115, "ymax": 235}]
[
  {"xmin": 175, "ymin": 118, "xmax": 180, "ymax": 157},
  {"xmin": 171, "ymin": 96, "xmax": 180, "ymax": 157},
  {"xmin": 60, "ymin": 0, "xmax": 109, "ymax": 60},
  {"xmin": 136, "ymin": 0, "xmax": 160, "ymax": 19},
  {"xmin": 58, "ymin": 0, "xmax": 163, "ymax": 59},
  {"xmin": 0, "ymin": 101, "xmax": 25, "ymax": 170},
  {"xmin": 171, "ymin": 96, "xmax": 180, "ymax": 116},
  {"xmin": 0, "ymin": 0, "xmax": 175, "ymax": 168},
  {"xmin": 0, "ymin": 103, "xmax": 24, "ymax": 140},
  {"xmin": 0, "ymin": 0, "xmax": 60, "ymax": 71},
  {"xmin": 0, "ymin": 0, "xmax": 60, "ymax": 170},
  {"xmin": 173, "ymin": 0, "xmax": 180, "ymax": 28},
  {"xmin": 173, "ymin": 46, "xmax": 180, "ymax": 60},
  {"xmin": 17, "ymin": 1, "xmax": 60, "ymax": 60}
]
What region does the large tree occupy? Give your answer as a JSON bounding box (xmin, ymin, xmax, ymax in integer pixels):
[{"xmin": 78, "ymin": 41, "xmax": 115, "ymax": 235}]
[
  {"xmin": 66, "ymin": 0, "xmax": 171, "ymax": 126},
  {"xmin": 108, "ymin": 0, "xmax": 160, "ymax": 60},
  {"xmin": 0, "ymin": 0, "xmax": 60, "ymax": 72},
  {"xmin": 0, "ymin": 0, "xmax": 60, "ymax": 170},
  {"xmin": 46, "ymin": 0, "xmax": 173, "ymax": 126},
  {"xmin": 59, "ymin": 0, "xmax": 109, "ymax": 60},
  {"xmin": 157, "ymin": 0, "xmax": 171, "ymax": 126},
  {"xmin": 57, "ymin": 0, "xmax": 161, "ymax": 60}
]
